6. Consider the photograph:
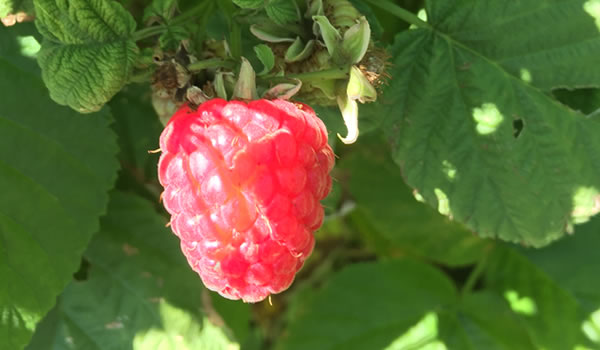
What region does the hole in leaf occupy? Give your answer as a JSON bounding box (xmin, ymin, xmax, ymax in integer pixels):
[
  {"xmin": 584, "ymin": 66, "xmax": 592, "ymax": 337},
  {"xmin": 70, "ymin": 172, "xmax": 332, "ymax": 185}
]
[{"xmin": 513, "ymin": 119, "xmax": 524, "ymax": 138}]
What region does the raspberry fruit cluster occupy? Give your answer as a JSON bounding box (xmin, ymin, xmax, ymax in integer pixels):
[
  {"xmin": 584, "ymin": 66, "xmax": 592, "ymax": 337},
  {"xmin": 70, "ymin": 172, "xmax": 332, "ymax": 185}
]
[{"xmin": 158, "ymin": 99, "xmax": 334, "ymax": 302}]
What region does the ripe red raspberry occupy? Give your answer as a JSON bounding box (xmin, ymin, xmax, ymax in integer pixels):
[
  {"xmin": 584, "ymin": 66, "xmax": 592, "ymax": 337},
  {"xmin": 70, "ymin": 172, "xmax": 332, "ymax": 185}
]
[{"xmin": 158, "ymin": 98, "xmax": 334, "ymax": 302}]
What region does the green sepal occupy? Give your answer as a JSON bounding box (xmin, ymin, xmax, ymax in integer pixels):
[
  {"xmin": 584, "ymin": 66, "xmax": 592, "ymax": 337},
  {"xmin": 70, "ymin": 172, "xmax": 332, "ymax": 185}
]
[
  {"xmin": 312, "ymin": 15, "xmax": 341, "ymax": 58},
  {"xmin": 263, "ymin": 79, "xmax": 302, "ymax": 100},
  {"xmin": 285, "ymin": 37, "xmax": 316, "ymax": 63},
  {"xmin": 250, "ymin": 23, "xmax": 296, "ymax": 43},
  {"xmin": 214, "ymin": 72, "xmax": 228, "ymax": 100},
  {"xmin": 337, "ymin": 93, "xmax": 359, "ymax": 144},
  {"xmin": 342, "ymin": 16, "xmax": 370, "ymax": 64},
  {"xmin": 347, "ymin": 65, "xmax": 376, "ymax": 103},
  {"xmin": 254, "ymin": 44, "xmax": 275, "ymax": 75},
  {"xmin": 232, "ymin": 57, "xmax": 258, "ymax": 100}
]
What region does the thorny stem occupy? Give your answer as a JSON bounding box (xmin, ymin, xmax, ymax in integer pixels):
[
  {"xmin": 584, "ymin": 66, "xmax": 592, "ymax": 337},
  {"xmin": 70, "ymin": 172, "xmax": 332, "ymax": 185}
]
[{"xmin": 364, "ymin": 0, "xmax": 431, "ymax": 29}]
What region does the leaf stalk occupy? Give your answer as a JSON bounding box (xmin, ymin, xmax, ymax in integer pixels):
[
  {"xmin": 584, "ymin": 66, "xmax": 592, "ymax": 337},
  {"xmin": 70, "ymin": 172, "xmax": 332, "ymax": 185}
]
[{"xmin": 363, "ymin": 0, "xmax": 431, "ymax": 29}]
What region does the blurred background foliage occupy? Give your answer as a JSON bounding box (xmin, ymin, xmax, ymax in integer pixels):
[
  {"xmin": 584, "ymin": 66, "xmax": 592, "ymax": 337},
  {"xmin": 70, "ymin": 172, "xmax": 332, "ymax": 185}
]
[{"xmin": 2, "ymin": 0, "xmax": 600, "ymax": 349}]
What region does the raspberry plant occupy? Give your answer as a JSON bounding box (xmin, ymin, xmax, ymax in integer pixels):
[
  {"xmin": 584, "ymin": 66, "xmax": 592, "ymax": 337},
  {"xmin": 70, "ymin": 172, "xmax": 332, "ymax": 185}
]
[{"xmin": 1, "ymin": 0, "xmax": 600, "ymax": 349}]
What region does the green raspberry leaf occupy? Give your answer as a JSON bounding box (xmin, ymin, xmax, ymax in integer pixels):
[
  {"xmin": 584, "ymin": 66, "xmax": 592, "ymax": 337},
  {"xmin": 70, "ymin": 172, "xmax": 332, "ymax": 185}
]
[
  {"xmin": 26, "ymin": 192, "xmax": 242, "ymax": 350},
  {"xmin": 340, "ymin": 135, "xmax": 488, "ymax": 266},
  {"xmin": 279, "ymin": 260, "xmax": 537, "ymax": 350},
  {"xmin": 373, "ymin": 0, "xmax": 600, "ymax": 247},
  {"xmin": 429, "ymin": 0, "xmax": 600, "ymax": 90},
  {"xmin": 0, "ymin": 24, "xmax": 119, "ymax": 349},
  {"xmin": 440, "ymin": 292, "xmax": 538, "ymax": 349},
  {"xmin": 278, "ymin": 260, "xmax": 457, "ymax": 350},
  {"xmin": 265, "ymin": 0, "xmax": 299, "ymax": 26},
  {"xmin": 232, "ymin": 0, "xmax": 264, "ymax": 10},
  {"xmin": 33, "ymin": 0, "xmax": 139, "ymax": 113}
]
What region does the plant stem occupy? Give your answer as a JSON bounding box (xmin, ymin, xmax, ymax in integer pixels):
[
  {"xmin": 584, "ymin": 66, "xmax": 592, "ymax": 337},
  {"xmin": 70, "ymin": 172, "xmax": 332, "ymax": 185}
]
[
  {"xmin": 461, "ymin": 245, "xmax": 493, "ymax": 296},
  {"xmin": 188, "ymin": 58, "xmax": 236, "ymax": 72},
  {"xmin": 132, "ymin": 26, "xmax": 168, "ymax": 41},
  {"xmin": 363, "ymin": 0, "xmax": 431, "ymax": 29},
  {"xmin": 284, "ymin": 67, "xmax": 349, "ymax": 82}
]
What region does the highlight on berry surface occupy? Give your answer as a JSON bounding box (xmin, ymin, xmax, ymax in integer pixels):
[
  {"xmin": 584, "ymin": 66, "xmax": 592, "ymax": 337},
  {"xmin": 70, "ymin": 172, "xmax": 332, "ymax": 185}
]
[{"xmin": 157, "ymin": 98, "xmax": 334, "ymax": 302}]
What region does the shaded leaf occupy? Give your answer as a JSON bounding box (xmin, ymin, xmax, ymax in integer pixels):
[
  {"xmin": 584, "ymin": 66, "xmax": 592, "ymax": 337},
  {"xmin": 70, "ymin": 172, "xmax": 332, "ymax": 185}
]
[
  {"xmin": 277, "ymin": 260, "xmax": 457, "ymax": 350},
  {"xmin": 110, "ymin": 85, "xmax": 163, "ymax": 182},
  {"xmin": 278, "ymin": 259, "xmax": 539, "ymax": 350},
  {"xmin": 439, "ymin": 292, "xmax": 537, "ymax": 349},
  {"xmin": 34, "ymin": 0, "xmax": 139, "ymax": 112},
  {"xmin": 0, "ymin": 25, "xmax": 119, "ymax": 349},
  {"xmin": 27, "ymin": 192, "xmax": 241, "ymax": 350},
  {"xmin": 265, "ymin": 0, "xmax": 298, "ymax": 26},
  {"xmin": 484, "ymin": 217, "xmax": 600, "ymax": 349},
  {"xmin": 340, "ymin": 135, "xmax": 488, "ymax": 266},
  {"xmin": 232, "ymin": 0, "xmax": 263, "ymax": 10}
]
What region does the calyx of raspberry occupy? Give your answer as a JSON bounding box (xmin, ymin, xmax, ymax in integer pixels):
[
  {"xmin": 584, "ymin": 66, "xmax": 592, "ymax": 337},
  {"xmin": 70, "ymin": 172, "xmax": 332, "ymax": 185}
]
[
  {"xmin": 148, "ymin": 0, "xmax": 385, "ymax": 144},
  {"xmin": 247, "ymin": 0, "xmax": 385, "ymax": 144}
]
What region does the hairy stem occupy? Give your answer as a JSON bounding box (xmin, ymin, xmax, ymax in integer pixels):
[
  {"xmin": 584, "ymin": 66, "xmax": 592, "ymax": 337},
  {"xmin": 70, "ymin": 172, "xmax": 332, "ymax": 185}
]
[{"xmin": 364, "ymin": 0, "xmax": 431, "ymax": 29}]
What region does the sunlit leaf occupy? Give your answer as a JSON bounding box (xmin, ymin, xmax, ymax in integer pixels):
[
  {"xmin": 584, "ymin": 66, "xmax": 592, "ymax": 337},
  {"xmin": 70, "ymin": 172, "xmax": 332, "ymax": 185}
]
[
  {"xmin": 371, "ymin": 0, "xmax": 600, "ymax": 246},
  {"xmin": 34, "ymin": 0, "xmax": 138, "ymax": 113}
]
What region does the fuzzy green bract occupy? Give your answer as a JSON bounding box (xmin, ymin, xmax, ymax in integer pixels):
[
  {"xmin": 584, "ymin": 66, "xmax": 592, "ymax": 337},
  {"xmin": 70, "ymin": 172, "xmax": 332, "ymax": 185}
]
[
  {"xmin": 0, "ymin": 23, "xmax": 119, "ymax": 349},
  {"xmin": 370, "ymin": 0, "xmax": 600, "ymax": 247},
  {"xmin": 33, "ymin": 0, "xmax": 138, "ymax": 113}
]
